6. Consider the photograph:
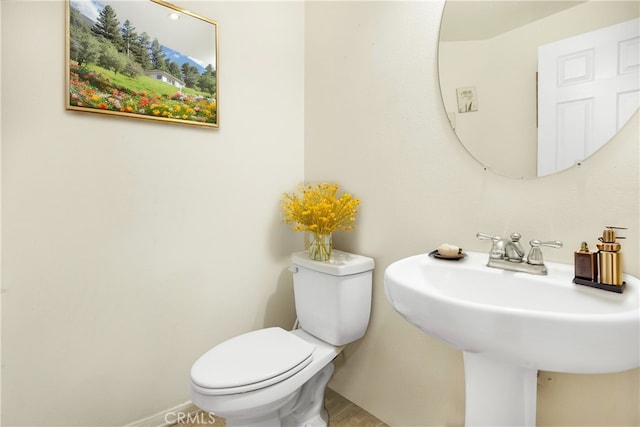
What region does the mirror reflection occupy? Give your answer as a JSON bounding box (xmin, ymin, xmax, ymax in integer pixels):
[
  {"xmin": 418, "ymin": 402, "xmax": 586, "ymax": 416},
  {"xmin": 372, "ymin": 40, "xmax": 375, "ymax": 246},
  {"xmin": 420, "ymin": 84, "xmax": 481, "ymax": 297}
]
[{"xmin": 438, "ymin": 1, "xmax": 639, "ymax": 178}]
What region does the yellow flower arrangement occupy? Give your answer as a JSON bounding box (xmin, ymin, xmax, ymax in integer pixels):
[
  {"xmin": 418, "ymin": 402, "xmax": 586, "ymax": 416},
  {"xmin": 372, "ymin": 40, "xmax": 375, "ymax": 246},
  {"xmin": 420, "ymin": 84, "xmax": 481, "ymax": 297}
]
[
  {"xmin": 281, "ymin": 183, "xmax": 360, "ymax": 260},
  {"xmin": 281, "ymin": 182, "xmax": 359, "ymax": 234}
]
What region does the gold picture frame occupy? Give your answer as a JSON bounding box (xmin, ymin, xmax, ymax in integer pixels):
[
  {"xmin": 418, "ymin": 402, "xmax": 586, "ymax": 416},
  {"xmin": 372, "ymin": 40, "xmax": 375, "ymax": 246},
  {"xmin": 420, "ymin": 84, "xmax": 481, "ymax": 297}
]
[{"xmin": 67, "ymin": 0, "xmax": 218, "ymax": 128}]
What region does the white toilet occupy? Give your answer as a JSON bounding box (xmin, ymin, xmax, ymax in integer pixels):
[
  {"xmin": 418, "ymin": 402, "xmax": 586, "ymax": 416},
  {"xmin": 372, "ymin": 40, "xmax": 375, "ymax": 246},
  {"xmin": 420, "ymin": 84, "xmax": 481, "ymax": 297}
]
[{"xmin": 189, "ymin": 250, "xmax": 374, "ymax": 427}]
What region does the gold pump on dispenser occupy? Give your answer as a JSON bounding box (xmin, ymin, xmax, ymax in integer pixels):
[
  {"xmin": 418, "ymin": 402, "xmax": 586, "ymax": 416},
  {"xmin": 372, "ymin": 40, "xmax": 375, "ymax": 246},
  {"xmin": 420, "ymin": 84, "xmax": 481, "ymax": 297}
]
[{"xmin": 597, "ymin": 226, "xmax": 625, "ymax": 286}]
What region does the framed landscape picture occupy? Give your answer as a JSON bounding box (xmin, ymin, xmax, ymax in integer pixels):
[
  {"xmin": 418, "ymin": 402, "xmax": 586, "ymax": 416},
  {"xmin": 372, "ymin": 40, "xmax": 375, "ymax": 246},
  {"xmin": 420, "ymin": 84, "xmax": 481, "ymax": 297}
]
[{"xmin": 66, "ymin": 0, "xmax": 218, "ymax": 128}]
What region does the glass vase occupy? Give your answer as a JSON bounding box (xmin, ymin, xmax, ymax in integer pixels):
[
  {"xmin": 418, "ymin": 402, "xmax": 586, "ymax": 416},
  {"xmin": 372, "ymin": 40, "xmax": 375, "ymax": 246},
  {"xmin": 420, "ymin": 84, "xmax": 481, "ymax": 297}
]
[{"xmin": 309, "ymin": 232, "xmax": 332, "ymax": 262}]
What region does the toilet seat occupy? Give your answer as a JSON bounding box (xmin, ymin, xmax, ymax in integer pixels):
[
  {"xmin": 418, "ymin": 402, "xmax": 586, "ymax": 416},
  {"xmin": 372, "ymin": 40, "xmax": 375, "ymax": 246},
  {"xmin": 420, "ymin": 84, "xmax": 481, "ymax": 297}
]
[{"xmin": 190, "ymin": 327, "xmax": 314, "ymax": 395}]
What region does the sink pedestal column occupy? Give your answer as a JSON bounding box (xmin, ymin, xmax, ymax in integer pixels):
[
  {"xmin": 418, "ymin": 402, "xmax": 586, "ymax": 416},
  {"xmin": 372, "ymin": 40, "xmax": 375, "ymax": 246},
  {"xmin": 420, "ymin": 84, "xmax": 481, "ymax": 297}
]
[{"xmin": 463, "ymin": 352, "xmax": 537, "ymax": 427}]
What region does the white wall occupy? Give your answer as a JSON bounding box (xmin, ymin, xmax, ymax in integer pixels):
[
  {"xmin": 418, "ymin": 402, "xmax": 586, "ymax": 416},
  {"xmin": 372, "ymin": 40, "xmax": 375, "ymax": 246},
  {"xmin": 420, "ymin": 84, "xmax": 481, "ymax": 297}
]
[
  {"xmin": 305, "ymin": 1, "xmax": 639, "ymax": 426},
  {"xmin": 1, "ymin": 1, "xmax": 304, "ymax": 425}
]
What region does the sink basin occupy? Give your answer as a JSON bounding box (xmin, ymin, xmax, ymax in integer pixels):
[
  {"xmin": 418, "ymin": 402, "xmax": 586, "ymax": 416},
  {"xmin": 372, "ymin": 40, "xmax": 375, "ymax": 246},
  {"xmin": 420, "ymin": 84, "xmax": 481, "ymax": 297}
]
[{"xmin": 384, "ymin": 251, "xmax": 639, "ymax": 426}]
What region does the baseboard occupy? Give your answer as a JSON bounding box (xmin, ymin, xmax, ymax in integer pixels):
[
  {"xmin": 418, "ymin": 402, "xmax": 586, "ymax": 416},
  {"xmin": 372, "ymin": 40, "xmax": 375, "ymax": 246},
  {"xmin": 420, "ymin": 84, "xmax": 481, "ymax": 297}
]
[{"xmin": 125, "ymin": 401, "xmax": 203, "ymax": 427}]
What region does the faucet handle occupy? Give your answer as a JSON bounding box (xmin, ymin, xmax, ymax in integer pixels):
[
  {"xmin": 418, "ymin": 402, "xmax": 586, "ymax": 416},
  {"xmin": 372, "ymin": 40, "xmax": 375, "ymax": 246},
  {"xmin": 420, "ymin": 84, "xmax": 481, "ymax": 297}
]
[
  {"xmin": 476, "ymin": 232, "xmax": 505, "ymax": 259},
  {"xmin": 476, "ymin": 232, "xmax": 500, "ymax": 241},
  {"xmin": 530, "ymin": 240, "xmax": 563, "ymax": 248},
  {"xmin": 527, "ymin": 240, "xmax": 563, "ymax": 265}
]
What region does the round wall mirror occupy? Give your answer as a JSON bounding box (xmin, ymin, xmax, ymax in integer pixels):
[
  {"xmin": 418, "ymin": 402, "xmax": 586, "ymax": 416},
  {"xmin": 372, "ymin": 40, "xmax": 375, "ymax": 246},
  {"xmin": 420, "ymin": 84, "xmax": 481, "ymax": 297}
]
[{"xmin": 438, "ymin": 1, "xmax": 639, "ymax": 178}]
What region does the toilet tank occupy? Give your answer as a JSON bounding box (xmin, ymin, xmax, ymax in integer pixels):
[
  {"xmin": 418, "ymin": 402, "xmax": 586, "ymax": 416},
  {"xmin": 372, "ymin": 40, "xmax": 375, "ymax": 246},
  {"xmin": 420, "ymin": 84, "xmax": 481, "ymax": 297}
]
[{"xmin": 291, "ymin": 250, "xmax": 374, "ymax": 346}]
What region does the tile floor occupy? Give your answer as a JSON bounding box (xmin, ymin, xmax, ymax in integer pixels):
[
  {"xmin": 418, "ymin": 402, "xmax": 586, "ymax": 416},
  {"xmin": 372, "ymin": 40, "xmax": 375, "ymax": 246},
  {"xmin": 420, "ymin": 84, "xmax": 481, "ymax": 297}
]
[
  {"xmin": 174, "ymin": 388, "xmax": 388, "ymax": 427},
  {"xmin": 324, "ymin": 388, "xmax": 389, "ymax": 427}
]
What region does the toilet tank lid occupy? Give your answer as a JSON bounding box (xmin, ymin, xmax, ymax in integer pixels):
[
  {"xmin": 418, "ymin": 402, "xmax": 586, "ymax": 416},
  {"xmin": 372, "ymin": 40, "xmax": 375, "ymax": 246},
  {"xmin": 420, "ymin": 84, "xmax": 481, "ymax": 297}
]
[{"xmin": 292, "ymin": 250, "xmax": 374, "ymax": 276}]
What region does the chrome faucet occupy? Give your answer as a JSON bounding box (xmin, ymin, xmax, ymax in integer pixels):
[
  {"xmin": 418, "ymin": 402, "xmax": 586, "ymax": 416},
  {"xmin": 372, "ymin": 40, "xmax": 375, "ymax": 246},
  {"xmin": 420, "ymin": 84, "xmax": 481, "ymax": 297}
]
[
  {"xmin": 504, "ymin": 232, "xmax": 525, "ymax": 262},
  {"xmin": 476, "ymin": 232, "xmax": 563, "ymax": 275}
]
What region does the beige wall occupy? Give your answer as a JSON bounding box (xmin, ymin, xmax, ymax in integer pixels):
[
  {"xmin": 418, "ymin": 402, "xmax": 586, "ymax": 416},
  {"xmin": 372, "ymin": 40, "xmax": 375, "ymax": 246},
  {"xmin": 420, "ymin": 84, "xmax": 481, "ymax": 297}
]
[
  {"xmin": 305, "ymin": 1, "xmax": 639, "ymax": 426},
  {"xmin": 2, "ymin": 1, "xmax": 639, "ymax": 426},
  {"xmin": 1, "ymin": 1, "xmax": 304, "ymax": 425}
]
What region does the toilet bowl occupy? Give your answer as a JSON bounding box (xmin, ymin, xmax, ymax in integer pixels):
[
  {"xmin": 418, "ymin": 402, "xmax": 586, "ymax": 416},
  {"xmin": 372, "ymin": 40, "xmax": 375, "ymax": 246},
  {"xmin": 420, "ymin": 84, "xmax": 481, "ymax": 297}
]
[{"xmin": 189, "ymin": 250, "xmax": 374, "ymax": 427}]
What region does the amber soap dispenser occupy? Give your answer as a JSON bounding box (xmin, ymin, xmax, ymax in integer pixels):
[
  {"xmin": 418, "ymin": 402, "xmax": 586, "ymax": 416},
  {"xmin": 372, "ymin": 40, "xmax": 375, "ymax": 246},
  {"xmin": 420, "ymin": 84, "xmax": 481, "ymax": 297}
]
[{"xmin": 574, "ymin": 242, "xmax": 598, "ymax": 282}]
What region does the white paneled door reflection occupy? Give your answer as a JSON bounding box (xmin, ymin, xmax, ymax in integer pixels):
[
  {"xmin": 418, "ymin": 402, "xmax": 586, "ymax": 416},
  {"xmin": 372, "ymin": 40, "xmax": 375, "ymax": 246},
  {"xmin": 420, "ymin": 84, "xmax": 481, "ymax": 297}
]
[{"xmin": 537, "ymin": 18, "xmax": 640, "ymax": 176}]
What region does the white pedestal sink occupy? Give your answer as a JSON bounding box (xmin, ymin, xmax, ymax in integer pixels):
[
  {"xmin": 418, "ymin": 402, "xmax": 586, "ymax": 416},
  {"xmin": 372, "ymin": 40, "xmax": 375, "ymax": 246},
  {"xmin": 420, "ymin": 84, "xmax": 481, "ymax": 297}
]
[{"xmin": 384, "ymin": 251, "xmax": 639, "ymax": 426}]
